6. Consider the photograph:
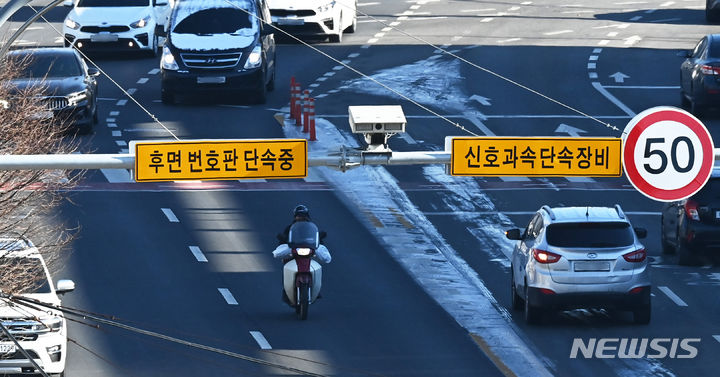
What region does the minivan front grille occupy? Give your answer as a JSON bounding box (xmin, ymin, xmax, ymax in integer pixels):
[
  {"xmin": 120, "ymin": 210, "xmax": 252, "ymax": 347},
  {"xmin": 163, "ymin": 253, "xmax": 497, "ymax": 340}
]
[{"xmin": 180, "ymin": 53, "xmax": 242, "ymax": 69}]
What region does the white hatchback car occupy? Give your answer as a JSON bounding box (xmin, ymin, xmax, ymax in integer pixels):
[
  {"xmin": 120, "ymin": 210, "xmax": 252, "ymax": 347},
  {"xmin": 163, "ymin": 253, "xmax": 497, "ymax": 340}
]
[
  {"xmin": 62, "ymin": 0, "xmax": 172, "ymax": 55},
  {"xmin": 267, "ymin": 0, "xmax": 357, "ymax": 42},
  {"xmin": 0, "ymin": 238, "xmax": 75, "ymax": 376}
]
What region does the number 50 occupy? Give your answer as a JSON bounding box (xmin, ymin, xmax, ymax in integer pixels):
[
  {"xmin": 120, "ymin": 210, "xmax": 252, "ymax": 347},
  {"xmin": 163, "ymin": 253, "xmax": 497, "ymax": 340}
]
[{"xmin": 643, "ymin": 137, "xmax": 694, "ymax": 174}]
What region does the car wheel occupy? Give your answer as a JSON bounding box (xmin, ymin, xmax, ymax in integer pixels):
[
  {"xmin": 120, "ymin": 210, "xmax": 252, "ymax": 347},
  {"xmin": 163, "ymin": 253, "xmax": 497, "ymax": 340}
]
[
  {"xmin": 524, "ymin": 285, "xmax": 543, "ymax": 325},
  {"xmin": 151, "ymin": 34, "xmax": 160, "ymax": 57},
  {"xmin": 690, "ymin": 97, "xmax": 704, "ymax": 117},
  {"xmin": 266, "ymin": 64, "xmax": 275, "ymax": 92},
  {"xmin": 680, "ymin": 90, "xmax": 690, "ymax": 109},
  {"xmin": 661, "ymin": 236, "xmax": 675, "ymax": 255},
  {"xmin": 255, "ymin": 74, "xmax": 267, "ymax": 104},
  {"xmin": 161, "ymin": 89, "xmax": 175, "ymax": 105},
  {"xmin": 677, "ymin": 240, "xmax": 698, "ymax": 266},
  {"xmin": 510, "ymin": 269, "xmax": 523, "ymax": 311},
  {"xmin": 346, "ymin": 6, "xmax": 357, "ymax": 33},
  {"xmin": 78, "ymin": 121, "xmax": 93, "ymax": 135},
  {"xmin": 329, "ymin": 15, "xmax": 343, "ymax": 42}
]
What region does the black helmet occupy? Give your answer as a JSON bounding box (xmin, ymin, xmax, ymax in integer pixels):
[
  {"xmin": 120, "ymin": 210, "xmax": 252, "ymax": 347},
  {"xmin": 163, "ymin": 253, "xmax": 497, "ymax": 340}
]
[{"xmin": 293, "ymin": 204, "xmax": 310, "ymax": 218}]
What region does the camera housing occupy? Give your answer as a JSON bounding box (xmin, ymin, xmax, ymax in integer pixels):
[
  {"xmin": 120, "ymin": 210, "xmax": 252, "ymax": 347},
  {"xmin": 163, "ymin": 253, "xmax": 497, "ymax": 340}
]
[{"xmin": 348, "ymin": 105, "xmax": 406, "ymax": 153}]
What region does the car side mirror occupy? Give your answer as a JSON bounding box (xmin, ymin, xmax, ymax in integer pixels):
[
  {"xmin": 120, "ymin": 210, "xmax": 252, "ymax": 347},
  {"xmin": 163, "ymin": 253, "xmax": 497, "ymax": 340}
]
[
  {"xmin": 62, "ymin": 0, "xmax": 74, "ymax": 7},
  {"xmin": 634, "ymin": 227, "xmax": 647, "ymax": 239},
  {"xmin": 87, "ymin": 67, "xmax": 100, "ymax": 77},
  {"xmin": 505, "ymin": 228, "xmax": 522, "ymax": 240},
  {"xmin": 261, "ymin": 27, "xmax": 274, "ymax": 37},
  {"xmin": 56, "ymin": 279, "xmax": 75, "ymax": 294}
]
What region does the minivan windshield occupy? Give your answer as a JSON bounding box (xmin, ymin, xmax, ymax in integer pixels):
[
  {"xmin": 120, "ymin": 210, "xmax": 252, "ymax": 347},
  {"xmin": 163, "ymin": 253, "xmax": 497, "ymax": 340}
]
[
  {"xmin": 173, "ymin": 8, "xmax": 253, "ymax": 35},
  {"xmin": 546, "ymin": 222, "xmax": 635, "ymax": 248},
  {"xmin": 77, "ymin": 0, "xmax": 149, "ymax": 6}
]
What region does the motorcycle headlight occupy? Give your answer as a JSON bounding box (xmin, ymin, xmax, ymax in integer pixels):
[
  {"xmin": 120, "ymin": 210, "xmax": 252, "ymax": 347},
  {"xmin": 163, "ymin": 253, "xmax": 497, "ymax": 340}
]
[
  {"xmin": 64, "ymin": 17, "xmax": 80, "ymax": 30},
  {"xmin": 161, "ymin": 46, "xmax": 179, "ymax": 70},
  {"xmin": 130, "ymin": 16, "xmax": 151, "ymax": 29},
  {"xmin": 316, "ymin": 1, "xmax": 336, "ymax": 13},
  {"xmin": 296, "ymin": 248, "xmax": 312, "ymax": 256},
  {"xmin": 67, "ymin": 90, "xmax": 87, "ymax": 105},
  {"xmin": 243, "ymin": 45, "xmax": 263, "ymax": 69}
]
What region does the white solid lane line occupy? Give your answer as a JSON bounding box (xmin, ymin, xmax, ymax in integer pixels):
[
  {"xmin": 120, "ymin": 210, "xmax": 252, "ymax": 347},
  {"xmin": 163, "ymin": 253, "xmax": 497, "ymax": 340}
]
[
  {"xmin": 659, "ymin": 286, "xmax": 688, "ymax": 307},
  {"xmin": 161, "ymin": 208, "xmax": 179, "ymax": 223},
  {"xmin": 250, "ymin": 331, "xmax": 272, "ymax": 349},
  {"xmin": 218, "ymin": 288, "xmax": 239, "ymax": 305},
  {"xmin": 189, "ymin": 246, "xmax": 208, "ymax": 262}
]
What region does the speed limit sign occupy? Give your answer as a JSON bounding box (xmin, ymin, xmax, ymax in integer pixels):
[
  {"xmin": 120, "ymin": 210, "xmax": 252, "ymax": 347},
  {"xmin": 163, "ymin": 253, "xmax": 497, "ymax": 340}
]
[{"xmin": 622, "ymin": 106, "xmax": 715, "ymax": 202}]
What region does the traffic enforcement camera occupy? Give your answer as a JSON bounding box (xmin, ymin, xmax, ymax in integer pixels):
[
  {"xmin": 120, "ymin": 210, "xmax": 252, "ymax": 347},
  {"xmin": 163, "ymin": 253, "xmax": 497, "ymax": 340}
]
[{"xmin": 348, "ymin": 105, "xmax": 406, "ymax": 153}]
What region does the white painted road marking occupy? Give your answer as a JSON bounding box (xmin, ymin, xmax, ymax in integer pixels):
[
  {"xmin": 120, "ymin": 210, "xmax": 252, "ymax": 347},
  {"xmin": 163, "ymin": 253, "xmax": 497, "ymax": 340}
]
[
  {"xmin": 116, "ymin": 99, "xmax": 128, "ymax": 106},
  {"xmin": 713, "ymin": 335, "xmax": 720, "ymax": 344},
  {"xmin": 161, "ymin": 208, "xmax": 179, "ymax": 223},
  {"xmin": 218, "ymin": 288, "xmax": 238, "ymax": 305},
  {"xmin": 250, "ymin": 331, "xmax": 272, "ymax": 349},
  {"xmin": 100, "ymin": 169, "xmax": 131, "ymax": 183},
  {"xmin": 137, "ymin": 77, "xmax": 149, "ymax": 84},
  {"xmin": 189, "ymin": 246, "xmax": 208, "ymax": 262},
  {"xmin": 148, "ymin": 68, "xmax": 160, "ymax": 75},
  {"xmin": 659, "ymin": 286, "xmax": 688, "ymax": 307}
]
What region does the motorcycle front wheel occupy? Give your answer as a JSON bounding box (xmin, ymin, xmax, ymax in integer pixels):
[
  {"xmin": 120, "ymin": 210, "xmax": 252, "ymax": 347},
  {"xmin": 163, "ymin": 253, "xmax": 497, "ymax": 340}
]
[{"xmin": 298, "ymin": 283, "xmax": 310, "ymax": 320}]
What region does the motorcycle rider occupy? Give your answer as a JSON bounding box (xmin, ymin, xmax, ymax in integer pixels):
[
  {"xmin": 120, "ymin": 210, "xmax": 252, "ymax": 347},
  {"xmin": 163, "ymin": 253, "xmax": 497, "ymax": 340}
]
[
  {"xmin": 277, "ymin": 204, "xmax": 312, "ymax": 245},
  {"xmin": 273, "ymin": 205, "xmax": 331, "ymax": 263}
]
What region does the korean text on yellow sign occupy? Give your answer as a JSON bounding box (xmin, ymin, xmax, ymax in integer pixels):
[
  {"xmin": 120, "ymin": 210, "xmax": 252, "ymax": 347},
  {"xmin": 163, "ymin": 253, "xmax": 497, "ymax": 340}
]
[
  {"xmin": 450, "ymin": 137, "xmax": 622, "ymax": 177},
  {"xmin": 132, "ymin": 139, "xmax": 308, "ymax": 182}
]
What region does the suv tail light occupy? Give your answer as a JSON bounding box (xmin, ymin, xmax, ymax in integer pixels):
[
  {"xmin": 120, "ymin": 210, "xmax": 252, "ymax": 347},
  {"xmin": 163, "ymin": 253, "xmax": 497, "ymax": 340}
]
[
  {"xmin": 623, "ymin": 248, "xmax": 646, "ymax": 263},
  {"xmin": 701, "ymin": 65, "xmax": 720, "ymax": 75},
  {"xmin": 532, "ymin": 249, "xmax": 561, "ymax": 264},
  {"xmin": 685, "ymin": 200, "xmax": 700, "ymax": 221}
]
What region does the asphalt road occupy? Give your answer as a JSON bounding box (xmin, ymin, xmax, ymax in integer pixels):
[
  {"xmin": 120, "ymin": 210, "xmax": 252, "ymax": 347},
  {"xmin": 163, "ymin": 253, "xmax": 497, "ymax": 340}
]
[{"xmin": 3, "ymin": 0, "xmax": 720, "ymax": 376}]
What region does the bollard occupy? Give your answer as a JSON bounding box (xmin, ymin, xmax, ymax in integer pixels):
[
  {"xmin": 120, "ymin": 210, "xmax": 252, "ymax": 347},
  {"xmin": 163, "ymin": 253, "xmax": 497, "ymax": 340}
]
[
  {"xmin": 294, "ymin": 83, "xmax": 302, "ymax": 126},
  {"xmin": 290, "ymin": 78, "xmax": 298, "ymax": 120},
  {"xmin": 302, "ymin": 90, "xmax": 310, "ymax": 131},
  {"xmin": 308, "ymin": 98, "xmax": 316, "ymax": 141}
]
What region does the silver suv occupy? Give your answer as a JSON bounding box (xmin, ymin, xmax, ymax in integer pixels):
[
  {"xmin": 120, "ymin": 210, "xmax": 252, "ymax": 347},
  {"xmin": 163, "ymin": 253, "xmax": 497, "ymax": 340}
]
[{"xmin": 505, "ymin": 205, "xmax": 650, "ymax": 325}]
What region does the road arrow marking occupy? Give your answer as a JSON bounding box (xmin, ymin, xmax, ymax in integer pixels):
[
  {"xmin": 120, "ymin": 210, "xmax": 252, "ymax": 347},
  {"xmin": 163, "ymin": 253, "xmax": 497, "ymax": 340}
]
[
  {"xmin": 609, "ymin": 72, "xmax": 630, "ymax": 83},
  {"xmin": 469, "ymin": 95, "xmax": 492, "ymax": 106},
  {"xmin": 554, "ymin": 123, "xmax": 587, "ymax": 137}
]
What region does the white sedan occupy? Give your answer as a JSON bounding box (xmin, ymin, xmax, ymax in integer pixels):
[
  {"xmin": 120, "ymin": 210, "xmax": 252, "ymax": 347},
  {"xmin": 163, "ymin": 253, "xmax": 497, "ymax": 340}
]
[{"xmin": 267, "ymin": 0, "xmax": 357, "ymax": 42}]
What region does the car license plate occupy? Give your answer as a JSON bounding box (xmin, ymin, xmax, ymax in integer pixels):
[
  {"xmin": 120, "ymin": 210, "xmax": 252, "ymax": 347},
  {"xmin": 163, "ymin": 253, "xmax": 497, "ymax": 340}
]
[
  {"xmin": 715, "ymin": 210, "xmax": 720, "ymax": 219},
  {"xmin": 0, "ymin": 344, "xmax": 16, "ymax": 354},
  {"xmin": 197, "ymin": 76, "xmax": 226, "ymax": 84},
  {"xmin": 31, "ymin": 110, "xmax": 54, "ymax": 120},
  {"xmin": 90, "ymin": 33, "xmax": 118, "ymax": 42},
  {"xmin": 574, "ymin": 261, "xmax": 610, "ymax": 272},
  {"xmin": 278, "ymin": 18, "xmax": 304, "ymax": 26}
]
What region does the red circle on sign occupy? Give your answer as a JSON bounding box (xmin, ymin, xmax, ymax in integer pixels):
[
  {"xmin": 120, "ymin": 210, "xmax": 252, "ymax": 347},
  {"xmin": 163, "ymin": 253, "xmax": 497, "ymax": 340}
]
[{"xmin": 623, "ymin": 108, "xmax": 714, "ymax": 201}]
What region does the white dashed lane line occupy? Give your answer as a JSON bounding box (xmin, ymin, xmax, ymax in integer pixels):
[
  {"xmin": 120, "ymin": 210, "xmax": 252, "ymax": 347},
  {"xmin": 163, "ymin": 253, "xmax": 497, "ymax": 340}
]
[
  {"xmin": 111, "ymin": 131, "xmax": 121, "ymax": 137},
  {"xmin": 148, "ymin": 68, "xmax": 160, "ymax": 75},
  {"xmin": 137, "ymin": 77, "xmax": 149, "ymax": 84},
  {"xmin": 115, "ymin": 140, "xmax": 127, "ymax": 146},
  {"xmin": 161, "ymin": 208, "xmax": 179, "ymax": 223},
  {"xmin": 188, "ymin": 246, "xmax": 208, "ymax": 262},
  {"xmin": 714, "ymin": 335, "xmax": 720, "ymax": 344},
  {"xmin": 250, "ymin": 331, "xmax": 272, "ymax": 349},
  {"xmin": 116, "ymin": 99, "xmax": 128, "ymax": 106},
  {"xmin": 218, "ymin": 288, "xmax": 239, "ymax": 305},
  {"xmin": 110, "ymin": 111, "xmax": 119, "ymax": 116},
  {"xmin": 659, "ymin": 286, "xmax": 688, "ymax": 307}
]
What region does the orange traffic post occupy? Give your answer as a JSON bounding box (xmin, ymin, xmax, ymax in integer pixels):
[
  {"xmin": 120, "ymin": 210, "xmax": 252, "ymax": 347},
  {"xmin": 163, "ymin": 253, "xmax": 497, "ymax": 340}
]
[
  {"xmin": 308, "ymin": 98, "xmax": 316, "ymax": 141},
  {"xmin": 302, "ymin": 90, "xmax": 310, "ymax": 132},
  {"xmin": 289, "ymin": 78, "xmax": 297, "ymax": 120},
  {"xmin": 294, "ymin": 83, "xmax": 303, "ymax": 126}
]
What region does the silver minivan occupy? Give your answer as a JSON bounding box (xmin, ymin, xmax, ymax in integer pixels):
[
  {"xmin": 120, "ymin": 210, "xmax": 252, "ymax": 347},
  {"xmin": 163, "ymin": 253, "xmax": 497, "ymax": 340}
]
[{"xmin": 505, "ymin": 205, "xmax": 650, "ymax": 325}]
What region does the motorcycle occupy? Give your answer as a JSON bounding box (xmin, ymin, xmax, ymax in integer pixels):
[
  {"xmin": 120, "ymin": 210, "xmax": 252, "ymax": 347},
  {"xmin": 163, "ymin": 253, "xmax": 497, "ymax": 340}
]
[{"xmin": 280, "ymin": 221, "xmax": 325, "ymax": 320}]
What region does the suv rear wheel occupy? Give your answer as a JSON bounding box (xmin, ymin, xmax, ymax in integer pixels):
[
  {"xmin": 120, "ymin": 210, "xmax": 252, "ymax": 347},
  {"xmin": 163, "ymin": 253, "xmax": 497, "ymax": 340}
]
[
  {"xmin": 524, "ymin": 285, "xmax": 543, "ymax": 324},
  {"xmin": 510, "ymin": 269, "xmax": 523, "ymax": 310},
  {"xmin": 161, "ymin": 89, "xmax": 175, "ymax": 105}
]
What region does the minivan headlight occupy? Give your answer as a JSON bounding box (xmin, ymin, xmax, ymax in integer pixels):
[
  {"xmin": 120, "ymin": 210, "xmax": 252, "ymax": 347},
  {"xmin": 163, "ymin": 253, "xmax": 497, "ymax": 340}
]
[
  {"xmin": 64, "ymin": 17, "xmax": 80, "ymax": 30},
  {"xmin": 130, "ymin": 16, "xmax": 151, "ymax": 29},
  {"xmin": 244, "ymin": 45, "xmax": 262, "ymax": 69},
  {"xmin": 40, "ymin": 316, "xmax": 63, "ymax": 332},
  {"xmin": 161, "ymin": 46, "xmax": 179, "ymax": 70}
]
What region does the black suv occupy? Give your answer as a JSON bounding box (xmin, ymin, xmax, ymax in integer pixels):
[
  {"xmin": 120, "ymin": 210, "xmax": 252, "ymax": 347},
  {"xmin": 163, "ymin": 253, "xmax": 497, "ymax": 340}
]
[
  {"xmin": 160, "ymin": 0, "xmax": 276, "ymax": 104},
  {"xmin": 661, "ymin": 175, "xmax": 720, "ymax": 265}
]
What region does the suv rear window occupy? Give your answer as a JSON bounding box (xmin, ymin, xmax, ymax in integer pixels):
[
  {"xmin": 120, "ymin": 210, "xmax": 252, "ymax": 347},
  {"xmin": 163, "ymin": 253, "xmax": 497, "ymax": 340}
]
[
  {"xmin": 173, "ymin": 8, "xmax": 253, "ymax": 35},
  {"xmin": 692, "ymin": 177, "xmax": 720, "ymax": 203},
  {"xmin": 546, "ymin": 222, "xmax": 634, "ymax": 248}
]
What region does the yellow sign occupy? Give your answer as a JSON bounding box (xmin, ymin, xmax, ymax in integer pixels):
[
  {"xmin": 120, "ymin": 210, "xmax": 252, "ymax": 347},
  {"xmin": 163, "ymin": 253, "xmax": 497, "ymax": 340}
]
[
  {"xmin": 132, "ymin": 139, "xmax": 307, "ymax": 182},
  {"xmin": 450, "ymin": 137, "xmax": 622, "ymax": 177}
]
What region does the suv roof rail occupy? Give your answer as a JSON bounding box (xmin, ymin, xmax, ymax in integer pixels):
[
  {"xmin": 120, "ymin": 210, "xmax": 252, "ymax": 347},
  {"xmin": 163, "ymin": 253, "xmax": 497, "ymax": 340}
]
[
  {"xmin": 614, "ymin": 204, "xmax": 626, "ymax": 219},
  {"xmin": 540, "ymin": 205, "xmax": 556, "ymax": 220}
]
